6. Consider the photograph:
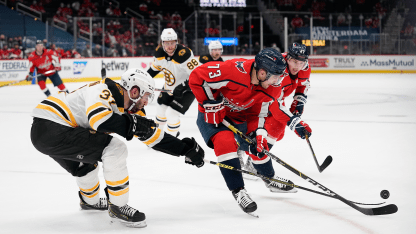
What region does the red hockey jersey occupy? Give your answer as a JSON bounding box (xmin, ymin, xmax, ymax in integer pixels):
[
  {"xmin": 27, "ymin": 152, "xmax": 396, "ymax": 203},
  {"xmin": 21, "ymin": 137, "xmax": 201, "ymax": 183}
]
[
  {"xmin": 189, "ymin": 58, "xmax": 282, "ymax": 133},
  {"xmin": 28, "ymin": 49, "xmax": 61, "ymax": 76},
  {"xmin": 269, "ymin": 52, "xmax": 311, "ymax": 123}
]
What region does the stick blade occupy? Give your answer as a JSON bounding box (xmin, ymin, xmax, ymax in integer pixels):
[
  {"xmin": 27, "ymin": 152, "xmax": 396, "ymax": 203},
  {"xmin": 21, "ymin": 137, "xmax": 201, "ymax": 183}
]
[
  {"xmin": 369, "ymin": 204, "xmax": 398, "ymax": 216},
  {"xmin": 101, "ymin": 68, "xmax": 106, "ymax": 80},
  {"xmin": 319, "ymin": 155, "xmax": 333, "ymax": 172}
]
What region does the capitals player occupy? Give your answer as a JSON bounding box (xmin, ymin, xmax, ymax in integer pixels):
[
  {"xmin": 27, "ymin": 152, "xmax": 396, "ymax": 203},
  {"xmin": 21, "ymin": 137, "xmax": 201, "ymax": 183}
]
[
  {"xmin": 30, "ymin": 68, "xmax": 204, "ymax": 228},
  {"xmin": 26, "ymin": 40, "xmax": 68, "ymax": 96},
  {"xmin": 147, "ymin": 28, "xmax": 200, "ymax": 137},
  {"xmin": 241, "ymin": 42, "xmax": 313, "ymax": 178},
  {"xmin": 199, "ymin": 40, "xmax": 224, "ymax": 64},
  {"xmin": 189, "ymin": 48, "xmax": 301, "ymax": 216}
]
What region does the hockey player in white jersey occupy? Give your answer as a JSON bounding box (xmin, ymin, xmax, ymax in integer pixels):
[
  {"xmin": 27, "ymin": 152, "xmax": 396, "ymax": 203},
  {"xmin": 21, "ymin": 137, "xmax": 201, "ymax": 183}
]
[
  {"xmin": 147, "ymin": 28, "xmax": 200, "ymax": 137},
  {"xmin": 30, "ymin": 68, "xmax": 204, "ymax": 228}
]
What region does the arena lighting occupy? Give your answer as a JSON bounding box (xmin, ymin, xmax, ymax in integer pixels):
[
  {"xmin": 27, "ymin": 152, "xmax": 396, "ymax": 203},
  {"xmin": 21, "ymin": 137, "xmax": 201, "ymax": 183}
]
[
  {"xmin": 302, "ymin": 40, "xmax": 326, "ymax": 46},
  {"xmin": 204, "ymin": 37, "xmax": 238, "ymax": 46}
]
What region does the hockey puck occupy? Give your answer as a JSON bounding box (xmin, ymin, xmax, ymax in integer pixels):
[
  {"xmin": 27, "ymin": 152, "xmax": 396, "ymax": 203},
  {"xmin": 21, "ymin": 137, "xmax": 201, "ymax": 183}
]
[{"xmin": 380, "ymin": 190, "xmax": 390, "ymax": 199}]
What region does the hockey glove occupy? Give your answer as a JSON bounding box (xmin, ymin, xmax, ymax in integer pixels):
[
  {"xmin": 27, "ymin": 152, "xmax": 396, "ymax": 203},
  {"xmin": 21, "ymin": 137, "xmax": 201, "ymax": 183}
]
[
  {"xmin": 287, "ymin": 115, "xmax": 312, "ymax": 139},
  {"xmin": 182, "ymin": 137, "xmax": 205, "ymax": 168},
  {"xmin": 125, "ymin": 114, "xmax": 158, "ymax": 141},
  {"xmin": 290, "ymin": 94, "xmax": 307, "ymax": 116},
  {"xmin": 248, "ymin": 128, "xmax": 269, "ymax": 158},
  {"xmin": 202, "ymin": 98, "xmax": 226, "ymax": 126},
  {"xmin": 25, "ymin": 72, "xmax": 34, "ymax": 82},
  {"xmin": 173, "ymin": 81, "xmax": 190, "ymax": 99},
  {"xmin": 55, "ymin": 66, "xmax": 62, "ymax": 71}
]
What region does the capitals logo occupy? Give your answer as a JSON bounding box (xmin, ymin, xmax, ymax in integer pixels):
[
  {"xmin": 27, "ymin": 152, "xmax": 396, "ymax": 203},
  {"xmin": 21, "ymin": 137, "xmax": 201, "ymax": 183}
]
[{"xmin": 235, "ymin": 61, "xmax": 247, "ymax": 74}]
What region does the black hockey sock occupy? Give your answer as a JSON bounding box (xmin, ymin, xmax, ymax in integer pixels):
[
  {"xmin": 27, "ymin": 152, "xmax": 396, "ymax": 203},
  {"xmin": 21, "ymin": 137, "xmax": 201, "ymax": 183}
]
[
  {"xmin": 252, "ymin": 159, "xmax": 275, "ymax": 178},
  {"xmin": 219, "ymin": 158, "xmax": 244, "ymax": 191}
]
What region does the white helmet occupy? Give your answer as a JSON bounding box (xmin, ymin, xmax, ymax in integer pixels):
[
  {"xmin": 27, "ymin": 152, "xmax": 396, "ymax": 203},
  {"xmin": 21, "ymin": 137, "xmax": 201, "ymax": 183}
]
[
  {"xmin": 208, "ymin": 40, "xmax": 223, "ymax": 53},
  {"xmin": 120, "ymin": 68, "xmax": 155, "ymax": 111},
  {"xmin": 160, "ymin": 28, "xmax": 178, "ymax": 42}
]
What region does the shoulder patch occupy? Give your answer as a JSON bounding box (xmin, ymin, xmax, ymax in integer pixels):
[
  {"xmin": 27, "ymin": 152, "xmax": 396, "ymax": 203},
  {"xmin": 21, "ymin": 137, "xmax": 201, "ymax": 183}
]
[
  {"xmin": 154, "ymin": 45, "xmax": 166, "ymax": 58},
  {"xmin": 178, "ymin": 49, "xmax": 186, "ymax": 56},
  {"xmin": 172, "ymin": 44, "xmax": 192, "ymax": 64}
]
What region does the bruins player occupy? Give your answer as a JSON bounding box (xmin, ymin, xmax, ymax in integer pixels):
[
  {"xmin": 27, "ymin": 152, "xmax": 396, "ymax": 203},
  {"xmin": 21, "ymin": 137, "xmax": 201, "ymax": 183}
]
[
  {"xmin": 199, "ymin": 40, "xmax": 224, "ymax": 64},
  {"xmin": 147, "ymin": 28, "xmax": 200, "ymax": 137},
  {"xmin": 30, "ymin": 68, "xmax": 204, "ymax": 228}
]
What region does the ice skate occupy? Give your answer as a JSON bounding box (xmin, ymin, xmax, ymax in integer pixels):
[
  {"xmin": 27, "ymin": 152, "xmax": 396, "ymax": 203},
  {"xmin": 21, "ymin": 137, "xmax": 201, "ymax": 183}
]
[
  {"xmin": 262, "ymin": 175, "xmax": 298, "ymax": 193},
  {"xmin": 232, "ymin": 188, "xmax": 258, "ymax": 218},
  {"xmin": 79, "ymin": 191, "xmax": 108, "ymax": 211},
  {"xmin": 237, "ymin": 150, "xmax": 259, "ymax": 181},
  {"xmin": 108, "ymin": 201, "xmax": 147, "ymax": 228}
]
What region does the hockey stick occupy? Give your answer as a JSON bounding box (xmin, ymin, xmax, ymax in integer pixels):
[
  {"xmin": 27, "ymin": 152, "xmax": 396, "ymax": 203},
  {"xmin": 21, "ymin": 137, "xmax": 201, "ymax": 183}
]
[
  {"xmin": 305, "ymin": 132, "xmax": 332, "ymax": 173},
  {"xmin": 0, "ymin": 70, "xmax": 57, "ymax": 88},
  {"xmin": 101, "ymin": 68, "xmax": 106, "ymax": 80},
  {"xmin": 155, "ymin": 88, "xmax": 172, "ymax": 93},
  {"xmin": 222, "ymin": 119, "xmax": 398, "ymax": 215},
  {"xmin": 204, "ymin": 159, "xmax": 385, "ymax": 206}
]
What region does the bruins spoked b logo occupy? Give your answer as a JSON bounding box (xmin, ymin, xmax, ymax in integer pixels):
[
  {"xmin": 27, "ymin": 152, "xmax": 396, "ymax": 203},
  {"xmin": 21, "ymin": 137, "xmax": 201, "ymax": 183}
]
[{"xmin": 162, "ymin": 68, "xmax": 176, "ymax": 86}]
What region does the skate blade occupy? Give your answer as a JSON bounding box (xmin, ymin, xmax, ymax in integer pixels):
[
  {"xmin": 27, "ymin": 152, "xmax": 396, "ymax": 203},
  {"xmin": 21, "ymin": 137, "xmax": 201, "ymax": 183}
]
[
  {"xmin": 110, "ymin": 217, "xmax": 147, "ymax": 228},
  {"xmin": 243, "ymin": 174, "xmax": 260, "ymax": 181},
  {"xmin": 247, "ymin": 211, "xmax": 259, "ymax": 218},
  {"xmin": 269, "ymin": 187, "xmax": 298, "ymax": 193}
]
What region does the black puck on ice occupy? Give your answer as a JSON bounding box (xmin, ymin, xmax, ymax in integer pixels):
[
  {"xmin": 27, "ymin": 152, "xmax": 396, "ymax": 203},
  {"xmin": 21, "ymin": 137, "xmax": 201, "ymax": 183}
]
[{"xmin": 380, "ymin": 190, "xmax": 390, "ymax": 199}]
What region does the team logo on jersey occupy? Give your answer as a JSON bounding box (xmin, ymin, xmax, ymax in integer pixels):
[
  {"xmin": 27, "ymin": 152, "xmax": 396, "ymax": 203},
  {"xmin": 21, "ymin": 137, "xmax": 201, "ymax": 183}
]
[
  {"xmin": 116, "ymin": 83, "xmax": 124, "ymax": 95},
  {"xmin": 235, "ymin": 61, "xmax": 247, "ymax": 74},
  {"xmin": 178, "ymin": 49, "xmax": 186, "ymax": 56},
  {"xmin": 202, "ymin": 56, "xmax": 208, "ymax": 61},
  {"xmin": 222, "ymin": 94, "xmax": 254, "ymax": 112},
  {"xmin": 162, "ymin": 68, "xmax": 176, "ymax": 86}
]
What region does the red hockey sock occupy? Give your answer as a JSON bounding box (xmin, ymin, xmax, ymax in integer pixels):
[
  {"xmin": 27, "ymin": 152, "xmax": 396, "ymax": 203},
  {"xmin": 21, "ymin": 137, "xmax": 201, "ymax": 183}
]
[
  {"xmin": 38, "ymin": 80, "xmax": 47, "ymax": 90},
  {"xmin": 57, "ymin": 83, "xmax": 67, "ymax": 90}
]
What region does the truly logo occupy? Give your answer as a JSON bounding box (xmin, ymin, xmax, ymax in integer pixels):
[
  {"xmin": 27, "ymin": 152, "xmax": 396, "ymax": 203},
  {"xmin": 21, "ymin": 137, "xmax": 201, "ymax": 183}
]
[{"xmin": 73, "ymin": 61, "xmax": 87, "ymax": 75}]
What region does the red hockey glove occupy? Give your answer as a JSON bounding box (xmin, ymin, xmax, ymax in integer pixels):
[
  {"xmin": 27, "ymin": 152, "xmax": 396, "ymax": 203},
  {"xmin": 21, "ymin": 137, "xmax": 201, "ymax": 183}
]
[
  {"xmin": 290, "ymin": 94, "xmax": 307, "ymax": 116},
  {"xmin": 248, "ymin": 128, "xmax": 269, "ymax": 157},
  {"xmin": 287, "ymin": 115, "xmax": 312, "ymax": 139},
  {"xmin": 202, "ymin": 98, "xmax": 226, "ymax": 126},
  {"xmin": 55, "ymin": 66, "xmax": 62, "ymax": 71}
]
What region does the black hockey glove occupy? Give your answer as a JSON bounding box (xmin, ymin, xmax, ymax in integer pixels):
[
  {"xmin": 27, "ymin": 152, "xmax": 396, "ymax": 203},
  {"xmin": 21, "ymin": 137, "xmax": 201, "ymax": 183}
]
[
  {"xmin": 125, "ymin": 114, "xmax": 158, "ymax": 141},
  {"xmin": 25, "ymin": 72, "xmax": 34, "ymax": 81},
  {"xmin": 182, "ymin": 137, "xmax": 204, "ymax": 168},
  {"xmin": 173, "ymin": 81, "xmax": 190, "ymax": 99}
]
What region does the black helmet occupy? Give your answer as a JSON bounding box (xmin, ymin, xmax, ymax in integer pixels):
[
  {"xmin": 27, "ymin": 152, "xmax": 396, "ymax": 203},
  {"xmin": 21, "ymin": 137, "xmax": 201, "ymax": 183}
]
[
  {"xmin": 255, "ymin": 48, "xmax": 287, "ymax": 79},
  {"xmin": 288, "ymin": 42, "xmax": 309, "ymax": 62}
]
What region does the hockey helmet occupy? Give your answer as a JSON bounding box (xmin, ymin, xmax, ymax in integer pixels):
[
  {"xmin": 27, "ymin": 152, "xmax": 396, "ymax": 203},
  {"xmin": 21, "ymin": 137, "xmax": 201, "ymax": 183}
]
[
  {"xmin": 288, "ymin": 42, "xmax": 309, "ymax": 62},
  {"xmin": 160, "ymin": 28, "xmax": 178, "ymax": 42},
  {"xmin": 255, "ymin": 48, "xmax": 287, "ymax": 81},
  {"xmin": 208, "ymin": 40, "xmax": 223, "ymax": 53},
  {"xmin": 120, "ymin": 68, "xmax": 155, "ymax": 110}
]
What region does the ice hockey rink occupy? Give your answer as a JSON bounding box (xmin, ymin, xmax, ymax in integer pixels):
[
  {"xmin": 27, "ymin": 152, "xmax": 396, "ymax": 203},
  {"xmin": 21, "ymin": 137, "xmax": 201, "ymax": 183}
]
[{"xmin": 1, "ymin": 72, "xmax": 415, "ymax": 234}]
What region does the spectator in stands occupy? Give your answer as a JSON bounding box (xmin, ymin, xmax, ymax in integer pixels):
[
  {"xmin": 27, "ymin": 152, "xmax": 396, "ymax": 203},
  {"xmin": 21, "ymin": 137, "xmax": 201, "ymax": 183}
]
[
  {"xmin": 9, "ymin": 43, "xmax": 23, "ymax": 59},
  {"xmin": 72, "ymin": 48, "xmax": 81, "ymax": 58},
  {"xmin": 139, "ymin": 2, "xmax": 148, "ymax": 15},
  {"xmin": 1, "ymin": 45, "xmax": 12, "ymax": 59},
  {"xmin": 291, "ymin": 14, "xmax": 304, "ymax": 30},
  {"xmin": 42, "ymin": 39, "xmax": 49, "ymax": 49},
  {"xmin": 404, "ymin": 22, "xmax": 414, "ymax": 38},
  {"xmin": 81, "ymin": 44, "xmax": 92, "ymax": 58},
  {"xmin": 72, "ymin": 1, "xmax": 80, "ymax": 12},
  {"xmin": 365, "ymin": 17, "xmax": 373, "ymax": 28},
  {"xmin": 106, "ymin": 5, "xmax": 114, "ymax": 16},
  {"xmin": 0, "ymin": 35, "xmax": 7, "ymax": 48},
  {"xmin": 252, "ymin": 41, "xmax": 260, "ymax": 55},
  {"xmin": 372, "ymin": 15, "xmax": 380, "ymax": 28},
  {"xmin": 106, "ymin": 44, "xmax": 118, "ymax": 57},
  {"xmin": 337, "ymin": 12, "xmax": 346, "ymax": 26},
  {"xmin": 92, "ymin": 44, "xmax": 102, "ymax": 57},
  {"xmin": 113, "ymin": 6, "xmax": 122, "ymax": 17},
  {"xmin": 136, "ymin": 44, "xmax": 144, "ymax": 56},
  {"xmin": 7, "ymin": 37, "xmax": 15, "ymax": 48},
  {"xmin": 271, "ymin": 43, "xmax": 281, "ymax": 53}
]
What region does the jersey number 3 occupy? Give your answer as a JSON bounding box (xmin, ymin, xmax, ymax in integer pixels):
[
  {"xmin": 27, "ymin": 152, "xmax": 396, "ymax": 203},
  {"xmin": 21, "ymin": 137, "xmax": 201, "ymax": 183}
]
[{"xmin": 208, "ymin": 64, "xmax": 221, "ymax": 79}]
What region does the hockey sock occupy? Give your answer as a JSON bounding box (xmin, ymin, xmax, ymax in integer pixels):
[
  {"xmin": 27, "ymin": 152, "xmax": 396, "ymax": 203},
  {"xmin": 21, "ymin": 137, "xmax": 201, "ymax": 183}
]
[
  {"xmin": 38, "ymin": 80, "xmax": 50, "ymax": 96},
  {"xmin": 57, "ymin": 83, "xmax": 68, "ymax": 93},
  {"xmin": 251, "ymin": 158, "xmax": 275, "ymax": 178},
  {"xmin": 219, "ymin": 158, "xmax": 245, "ymax": 191}
]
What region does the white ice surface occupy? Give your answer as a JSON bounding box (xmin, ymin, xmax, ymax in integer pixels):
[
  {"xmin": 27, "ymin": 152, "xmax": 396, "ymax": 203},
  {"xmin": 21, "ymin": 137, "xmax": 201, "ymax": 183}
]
[{"xmin": 1, "ymin": 73, "xmax": 415, "ymax": 234}]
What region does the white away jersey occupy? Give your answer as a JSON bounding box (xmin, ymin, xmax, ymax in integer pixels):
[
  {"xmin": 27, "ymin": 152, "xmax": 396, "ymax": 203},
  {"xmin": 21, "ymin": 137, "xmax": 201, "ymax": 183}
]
[
  {"xmin": 32, "ymin": 79, "xmax": 125, "ymax": 130},
  {"xmin": 149, "ymin": 44, "xmax": 200, "ymax": 91}
]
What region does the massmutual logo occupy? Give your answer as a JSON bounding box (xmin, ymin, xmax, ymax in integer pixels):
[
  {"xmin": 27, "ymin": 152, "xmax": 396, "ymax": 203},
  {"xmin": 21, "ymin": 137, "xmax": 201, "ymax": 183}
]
[
  {"xmin": 361, "ymin": 59, "xmax": 414, "ymax": 67},
  {"xmin": 334, "ymin": 57, "xmax": 355, "ymax": 68},
  {"xmin": 73, "ymin": 61, "xmax": 88, "ymax": 75}
]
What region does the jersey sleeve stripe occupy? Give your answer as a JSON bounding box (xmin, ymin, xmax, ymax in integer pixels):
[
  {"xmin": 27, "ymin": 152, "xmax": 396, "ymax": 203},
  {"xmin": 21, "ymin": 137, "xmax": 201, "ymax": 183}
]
[
  {"xmin": 48, "ymin": 96, "xmax": 77, "ymax": 125},
  {"xmin": 89, "ymin": 109, "xmax": 112, "ymax": 130},
  {"xmin": 142, "ymin": 128, "xmax": 163, "ymax": 146},
  {"xmin": 86, "ymin": 102, "xmax": 107, "ymax": 115},
  {"xmin": 41, "ymin": 100, "xmax": 70, "ymax": 121},
  {"xmin": 87, "ymin": 106, "xmax": 110, "ymax": 121}
]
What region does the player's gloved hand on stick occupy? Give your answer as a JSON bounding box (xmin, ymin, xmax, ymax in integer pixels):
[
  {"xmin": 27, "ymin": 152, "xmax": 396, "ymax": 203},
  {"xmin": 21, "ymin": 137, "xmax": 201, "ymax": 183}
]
[
  {"xmin": 290, "ymin": 94, "xmax": 307, "ymax": 116},
  {"xmin": 125, "ymin": 114, "xmax": 158, "ymax": 141},
  {"xmin": 173, "ymin": 81, "xmax": 190, "ymax": 98},
  {"xmin": 287, "ymin": 115, "xmax": 312, "ymax": 139},
  {"xmin": 248, "ymin": 128, "xmax": 269, "ymax": 158},
  {"xmin": 182, "ymin": 137, "xmax": 205, "ymax": 167},
  {"xmin": 55, "ymin": 66, "xmax": 62, "ymax": 71},
  {"xmin": 25, "ymin": 72, "xmax": 34, "ymax": 82},
  {"xmin": 202, "ymin": 97, "xmax": 226, "ymax": 126}
]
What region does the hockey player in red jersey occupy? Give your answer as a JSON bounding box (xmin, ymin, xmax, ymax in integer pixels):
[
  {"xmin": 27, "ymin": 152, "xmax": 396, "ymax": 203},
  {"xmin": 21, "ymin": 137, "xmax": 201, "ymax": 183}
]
[
  {"xmin": 26, "ymin": 40, "xmax": 68, "ymax": 96},
  {"xmin": 30, "ymin": 68, "xmax": 204, "ymax": 227},
  {"xmin": 240, "ymin": 42, "xmax": 312, "ymax": 179},
  {"xmin": 189, "ymin": 48, "xmax": 297, "ymax": 217}
]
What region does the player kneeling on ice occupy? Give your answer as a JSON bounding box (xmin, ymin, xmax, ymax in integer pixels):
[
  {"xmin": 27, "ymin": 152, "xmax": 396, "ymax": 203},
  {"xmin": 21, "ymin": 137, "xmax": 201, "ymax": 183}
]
[
  {"xmin": 30, "ymin": 68, "xmax": 204, "ymax": 228},
  {"xmin": 189, "ymin": 48, "xmax": 296, "ymax": 217},
  {"xmin": 239, "ymin": 42, "xmax": 312, "ymax": 180}
]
